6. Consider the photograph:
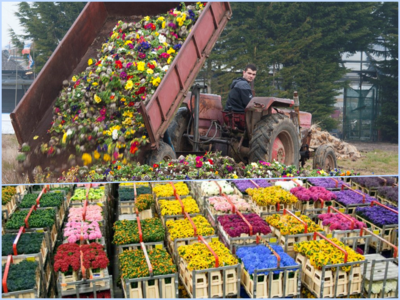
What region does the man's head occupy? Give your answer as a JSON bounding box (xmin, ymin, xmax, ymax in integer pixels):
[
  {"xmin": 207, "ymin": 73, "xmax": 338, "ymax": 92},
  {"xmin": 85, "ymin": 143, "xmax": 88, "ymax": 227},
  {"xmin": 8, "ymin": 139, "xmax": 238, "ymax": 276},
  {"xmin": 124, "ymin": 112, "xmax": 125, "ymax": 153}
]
[{"xmin": 243, "ymin": 63, "xmax": 257, "ymax": 82}]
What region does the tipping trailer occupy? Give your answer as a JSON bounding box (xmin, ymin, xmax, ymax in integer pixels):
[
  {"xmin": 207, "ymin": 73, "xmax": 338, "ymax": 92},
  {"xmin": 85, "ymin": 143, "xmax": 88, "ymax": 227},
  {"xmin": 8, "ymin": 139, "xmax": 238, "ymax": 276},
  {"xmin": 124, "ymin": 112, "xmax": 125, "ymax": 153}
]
[{"xmin": 11, "ymin": 2, "xmax": 232, "ymax": 179}]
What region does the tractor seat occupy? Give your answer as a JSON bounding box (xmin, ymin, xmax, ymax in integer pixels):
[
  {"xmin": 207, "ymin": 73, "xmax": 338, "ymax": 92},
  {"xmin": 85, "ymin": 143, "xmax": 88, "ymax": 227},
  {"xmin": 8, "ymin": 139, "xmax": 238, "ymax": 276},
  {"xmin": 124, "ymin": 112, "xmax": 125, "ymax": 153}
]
[{"xmin": 222, "ymin": 111, "xmax": 246, "ymax": 130}]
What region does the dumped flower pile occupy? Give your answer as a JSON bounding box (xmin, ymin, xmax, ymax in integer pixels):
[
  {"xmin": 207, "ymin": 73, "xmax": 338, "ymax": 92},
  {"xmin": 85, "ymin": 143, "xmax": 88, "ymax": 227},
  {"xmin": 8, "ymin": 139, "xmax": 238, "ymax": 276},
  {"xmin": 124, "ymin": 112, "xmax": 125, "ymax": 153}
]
[
  {"xmin": 166, "ymin": 215, "xmax": 214, "ymax": 240},
  {"xmin": 294, "ymin": 238, "xmax": 364, "ymax": 272},
  {"xmin": 246, "ymin": 186, "xmax": 298, "ymax": 206},
  {"xmin": 178, "ymin": 240, "xmax": 238, "ymax": 270},
  {"xmin": 266, "ymin": 214, "xmax": 323, "ymax": 235}
]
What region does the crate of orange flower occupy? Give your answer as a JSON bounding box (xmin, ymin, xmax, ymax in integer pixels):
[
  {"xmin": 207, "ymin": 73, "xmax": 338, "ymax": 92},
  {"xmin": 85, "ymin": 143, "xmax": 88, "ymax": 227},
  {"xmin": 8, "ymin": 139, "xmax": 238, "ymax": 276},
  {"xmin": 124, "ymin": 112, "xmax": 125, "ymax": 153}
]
[
  {"xmin": 293, "ymin": 232, "xmax": 367, "ymax": 298},
  {"xmin": 235, "ymin": 236, "xmax": 301, "ymax": 298},
  {"xmin": 265, "ymin": 210, "xmax": 324, "ymax": 258},
  {"xmin": 246, "ymin": 186, "xmax": 299, "ymax": 216},
  {"xmin": 164, "ymin": 213, "xmax": 215, "ymax": 262},
  {"xmin": 177, "ymin": 237, "xmax": 241, "ymax": 298},
  {"xmin": 217, "ymin": 213, "xmax": 272, "ymax": 252},
  {"xmin": 119, "ymin": 243, "xmax": 178, "ymax": 298}
]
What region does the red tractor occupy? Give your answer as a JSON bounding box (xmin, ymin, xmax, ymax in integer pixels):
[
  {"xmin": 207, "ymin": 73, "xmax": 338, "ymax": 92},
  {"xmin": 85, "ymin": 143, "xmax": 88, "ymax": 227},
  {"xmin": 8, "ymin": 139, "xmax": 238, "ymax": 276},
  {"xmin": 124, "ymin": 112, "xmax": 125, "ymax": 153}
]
[{"xmin": 166, "ymin": 84, "xmax": 337, "ymax": 171}]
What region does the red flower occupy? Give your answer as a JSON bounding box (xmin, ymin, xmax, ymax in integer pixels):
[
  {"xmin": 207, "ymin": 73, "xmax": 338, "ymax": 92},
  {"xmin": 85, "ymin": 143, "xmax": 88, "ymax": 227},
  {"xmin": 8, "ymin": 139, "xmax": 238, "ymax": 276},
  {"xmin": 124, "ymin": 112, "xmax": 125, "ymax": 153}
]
[
  {"xmin": 135, "ymin": 86, "xmax": 146, "ymax": 95},
  {"xmin": 127, "ymin": 75, "xmax": 134, "ymax": 80},
  {"xmin": 153, "ymin": 164, "xmax": 159, "ymax": 169},
  {"xmin": 115, "ymin": 60, "xmax": 123, "ymax": 69},
  {"xmin": 144, "ymin": 23, "xmax": 156, "ymax": 31},
  {"xmin": 147, "ymin": 63, "xmax": 155, "ymax": 69},
  {"xmin": 95, "ymin": 60, "xmax": 102, "ymax": 66},
  {"xmin": 130, "ymin": 141, "xmax": 139, "ymax": 154},
  {"xmin": 128, "ymin": 102, "xmax": 135, "ymax": 107},
  {"xmin": 196, "ymin": 161, "xmax": 203, "ymax": 168},
  {"xmin": 208, "ymin": 159, "xmax": 214, "ymax": 165},
  {"xmin": 88, "ymin": 136, "xmax": 92, "ymax": 141},
  {"xmin": 110, "ymin": 95, "xmax": 115, "ymax": 100}
]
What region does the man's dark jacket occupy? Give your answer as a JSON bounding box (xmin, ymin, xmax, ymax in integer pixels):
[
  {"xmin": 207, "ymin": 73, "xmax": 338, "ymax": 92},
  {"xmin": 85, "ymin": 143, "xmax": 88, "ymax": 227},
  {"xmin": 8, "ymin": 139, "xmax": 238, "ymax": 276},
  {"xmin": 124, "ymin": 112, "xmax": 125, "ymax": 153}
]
[{"xmin": 224, "ymin": 77, "xmax": 253, "ymax": 112}]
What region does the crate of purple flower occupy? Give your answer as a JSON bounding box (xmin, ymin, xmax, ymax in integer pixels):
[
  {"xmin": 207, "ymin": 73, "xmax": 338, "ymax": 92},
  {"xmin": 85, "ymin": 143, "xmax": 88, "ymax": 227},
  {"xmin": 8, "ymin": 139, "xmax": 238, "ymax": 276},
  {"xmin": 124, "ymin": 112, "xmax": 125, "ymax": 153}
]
[
  {"xmin": 217, "ymin": 213, "xmax": 272, "ymax": 251},
  {"xmin": 231, "ymin": 179, "xmax": 272, "ymax": 195},
  {"xmin": 355, "ymin": 201, "xmax": 398, "ymax": 250},
  {"xmin": 331, "ymin": 187, "xmax": 376, "ymax": 215},
  {"xmin": 236, "ymin": 241, "xmax": 300, "ymax": 298},
  {"xmin": 377, "ymin": 185, "xmax": 398, "ymax": 208},
  {"xmin": 290, "ymin": 186, "xmax": 336, "ymax": 215},
  {"xmin": 204, "ymin": 194, "xmax": 252, "ymax": 227},
  {"xmin": 306, "ymin": 178, "xmax": 347, "ymax": 191},
  {"xmin": 351, "ymin": 177, "xmax": 397, "ymax": 197}
]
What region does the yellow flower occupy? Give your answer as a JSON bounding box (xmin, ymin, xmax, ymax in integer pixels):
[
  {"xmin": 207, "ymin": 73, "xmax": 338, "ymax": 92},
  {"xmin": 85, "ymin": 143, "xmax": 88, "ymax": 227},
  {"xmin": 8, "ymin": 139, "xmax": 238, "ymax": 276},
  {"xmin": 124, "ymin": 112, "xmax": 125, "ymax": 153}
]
[
  {"xmin": 163, "ymin": 42, "xmax": 169, "ymax": 47},
  {"xmin": 87, "ymin": 78, "xmax": 91, "ymax": 82},
  {"xmin": 94, "ymin": 94, "xmax": 102, "ymax": 103},
  {"xmin": 167, "ymin": 56, "xmax": 172, "ymax": 64},
  {"xmin": 120, "ymin": 97, "xmax": 126, "ymax": 102},
  {"xmin": 151, "ymin": 77, "xmax": 161, "ymax": 87},
  {"xmin": 137, "ymin": 61, "xmax": 145, "ymax": 71},
  {"xmin": 146, "ymin": 68, "xmax": 154, "ymax": 75},
  {"xmin": 33, "ymin": 136, "xmax": 39, "ymax": 140},
  {"xmin": 82, "ymin": 153, "xmax": 92, "ymax": 166},
  {"xmin": 103, "ymin": 153, "xmax": 111, "ymax": 162},
  {"xmin": 125, "ymin": 80, "xmax": 134, "ymax": 90},
  {"xmin": 124, "ymin": 40, "xmax": 132, "ymax": 45},
  {"xmin": 155, "ymin": 32, "xmax": 159, "ymax": 36},
  {"xmin": 157, "ymin": 16, "xmax": 165, "ymax": 22},
  {"xmin": 88, "ymin": 58, "xmax": 93, "ymax": 66},
  {"xmin": 72, "ymin": 76, "xmax": 77, "ymax": 82},
  {"xmin": 92, "ymin": 82, "xmax": 98, "ymax": 86},
  {"xmin": 151, "ymin": 60, "xmax": 158, "ymax": 67},
  {"xmin": 182, "ymin": 13, "xmax": 186, "ymax": 21},
  {"xmin": 142, "ymin": 135, "xmax": 146, "ymax": 139},
  {"xmin": 62, "ymin": 132, "xmax": 67, "ymax": 144},
  {"xmin": 162, "ymin": 21, "xmax": 166, "ymax": 29},
  {"xmin": 167, "ymin": 48, "xmax": 176, "ymax": 55},
  {"xmin": 111, "ymin": 32, "xmax": 118, "ymax": 39},
  {"xmin": 93, "ymin": 150, "xmax": 100, "ymax": 160},
  {"xmin": 144, "ymin": 16, "xmax": 150, "ymax": 21}
]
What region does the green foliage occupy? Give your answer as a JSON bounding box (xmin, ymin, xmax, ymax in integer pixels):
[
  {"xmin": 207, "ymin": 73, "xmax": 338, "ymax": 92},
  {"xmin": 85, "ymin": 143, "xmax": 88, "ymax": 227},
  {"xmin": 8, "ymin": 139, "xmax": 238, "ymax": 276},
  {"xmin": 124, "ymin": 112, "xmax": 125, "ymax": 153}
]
[
  {"xmin": 202, "ymin": 2, "xmax": 380, "ymax": 124},
  {"xmin": 19, "ymin": 193, "xmax": 64, "ymax": 208},
  {"xmin": 2, "ymin": 233, "xmax": 44, "ymax": 256},
  {"xmin": 9, "ymin": 2, "xmax": 86, "ymax": 74},
  {"xmin": 5, "ymin": 209, "xmax": 56, "ymax": 229},
  {"xmin": 16, "ymin": 154, "xmax": 26, "ymax": 162},
  {"xmin": 2, "ymin": 260, "xmax": 38, "ymax": 293}
]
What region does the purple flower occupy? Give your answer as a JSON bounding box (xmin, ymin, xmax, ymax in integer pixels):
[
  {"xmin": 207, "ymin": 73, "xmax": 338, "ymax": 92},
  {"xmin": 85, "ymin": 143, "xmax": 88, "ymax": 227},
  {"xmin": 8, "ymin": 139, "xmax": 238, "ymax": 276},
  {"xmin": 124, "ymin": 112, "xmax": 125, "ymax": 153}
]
[
  {"xmin": 168, "ymin": 22, "xmax": 177, "ymax": 29},
  {"xmin": 333, "ymin": 190, "xmax": 375, "ymax": 206},
  {"xmin": 232, "ymin": 180, "xmax": 271, "ymax": 192},
  {"xmin": 226, "ymin": 165, "xmax": 233, "ymax": 172},
  {"xmin": 173, "ymin": 44, "xmax": 182, "ymax": 51},
  {"xmin": 308, "ymin": 178, "xmax": 346, "ymax": 189},
  {"xmin": 138, "ymin": 52, "xmax": 146, "ymax": 59},
  {"xmin": 120, "ymin": 71, "xmax": 127, "ymax": 79},
  {"xmin": 355, "ymin": 206, "xmax": 398, "ymax": 227},
  {"xmin": 137, "ymin": 42, "xmax": 150, "ymax": 52}
]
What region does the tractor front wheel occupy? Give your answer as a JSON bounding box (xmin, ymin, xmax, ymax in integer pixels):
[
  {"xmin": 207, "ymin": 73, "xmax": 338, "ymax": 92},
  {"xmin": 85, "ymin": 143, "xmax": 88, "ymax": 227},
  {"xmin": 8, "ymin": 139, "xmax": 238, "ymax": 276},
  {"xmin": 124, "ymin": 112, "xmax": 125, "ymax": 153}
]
[
  {"xmin": 147, "ymin": 141, "xmax": 176, "ymax": 166},
  {"xmin": 313, "ymin": 144, "xmax": 337, "ymax": 172},
  {"xmin": 249, "ymin": 114, "xmax": 300, "ymax": 168}
]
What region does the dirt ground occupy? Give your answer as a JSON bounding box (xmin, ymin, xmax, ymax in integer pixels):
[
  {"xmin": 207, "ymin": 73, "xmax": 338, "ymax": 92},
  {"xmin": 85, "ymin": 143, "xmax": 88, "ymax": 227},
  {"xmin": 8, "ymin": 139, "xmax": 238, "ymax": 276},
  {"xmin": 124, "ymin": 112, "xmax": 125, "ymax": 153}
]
[{"xmin": 349, "ymin": 141, "xmax": 398, "ymax": 153}]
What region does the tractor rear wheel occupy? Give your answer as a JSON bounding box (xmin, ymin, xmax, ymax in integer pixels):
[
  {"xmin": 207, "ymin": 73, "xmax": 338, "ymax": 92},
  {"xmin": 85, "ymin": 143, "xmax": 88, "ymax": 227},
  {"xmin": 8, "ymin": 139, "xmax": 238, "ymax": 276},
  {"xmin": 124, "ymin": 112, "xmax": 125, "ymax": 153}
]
[
  {"xmin": 313, "ymin": 144, "xmax": 337, "ymax": 172},
  {"xmin": 249, "ymin": 114, "xmax": 300, "ymax": 167},
  {"xmin": 147, "ymin": 141, "xmax": 176, "ymax": 165},
  {"xmin": 167, "ymin": 107, "xmax": 191, "ymax": 152}
]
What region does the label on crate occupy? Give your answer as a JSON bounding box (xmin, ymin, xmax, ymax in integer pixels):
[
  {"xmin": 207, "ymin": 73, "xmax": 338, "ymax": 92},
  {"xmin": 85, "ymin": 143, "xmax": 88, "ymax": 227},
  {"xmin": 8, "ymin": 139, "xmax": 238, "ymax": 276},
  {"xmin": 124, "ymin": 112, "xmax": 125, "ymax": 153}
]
[
  {"xmin": 36, "ymin": 229, "xmax": 44, "ymax": 233},
  {"xmin": 97, "ymin": 202, "xmax": 104, "ymax": 207},
  {"xmin": 295, "ymin": 211, "xmax": 301, "ymax": 216},
  {"xmin": 326, "ymin": 233, "xmax": 333, "ymax": 239},
  {"xmin": 26, "ymin": 257, "xmax": 36, "ymax": 262},
  {"xmin": 339, "ymin": 208, "xmax": 345, "ymax": 213},
  {"xmin": 212, "ymin": 237, "xmax": 219, "ymax": 243},
  {"xmin": 373, "ymin": 230, "xmax": 380, "ymax": 235},
  {"xmin": 270, "ymin": 237, "xmax": 277, "ymax": 243},
  {"xmin": 155, "ymin": 244, "xmax": 163, "ymax": 250}
]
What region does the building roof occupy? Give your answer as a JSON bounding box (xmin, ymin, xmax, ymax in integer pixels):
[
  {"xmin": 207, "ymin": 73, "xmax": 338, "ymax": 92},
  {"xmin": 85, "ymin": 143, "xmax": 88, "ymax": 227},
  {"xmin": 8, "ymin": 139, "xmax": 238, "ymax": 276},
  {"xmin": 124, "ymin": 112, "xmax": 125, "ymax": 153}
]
[{"xmin": 2, "ymin": 51, "xmax": 25, "ymax": 71}]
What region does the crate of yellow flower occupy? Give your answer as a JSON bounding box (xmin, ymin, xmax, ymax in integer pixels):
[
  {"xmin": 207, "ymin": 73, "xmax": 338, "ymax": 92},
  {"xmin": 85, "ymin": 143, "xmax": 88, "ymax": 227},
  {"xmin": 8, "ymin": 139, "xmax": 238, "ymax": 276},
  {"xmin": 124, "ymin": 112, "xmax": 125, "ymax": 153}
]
[
  {"xmin": 156, "ymin": 196, "xmax": 201, "ymax": 225},
  {"xmin": 177, "ymin": 237, "xmax": 240, "ymax": 298},
  {"xmin": 246, "ymin": 186, "xmax": 298, "ymax": 216},
  {"xmin": 153, "ymin": 182, "xmax": 191, "ymax": 201},
  {"xmin": 165, "ymin": 214, "xmax": 215, "ymax": 262},
  {"xmin": 119, "ymin": 244, "xmax": 178, "ymax": 298},
  {"xmin": 112, "ymin": 218, "xmax": 165, "ymax": 245},
  {"xmin": 293, "ymin": 233, "xmax": 367, "ymax": 298},
  {"xmin": 235, "ymin": 237, "xmax": 301, "ymax": 298},
  {"xmin": 266, "ymin": 210, "xmax": 324, "ymax": 258}
]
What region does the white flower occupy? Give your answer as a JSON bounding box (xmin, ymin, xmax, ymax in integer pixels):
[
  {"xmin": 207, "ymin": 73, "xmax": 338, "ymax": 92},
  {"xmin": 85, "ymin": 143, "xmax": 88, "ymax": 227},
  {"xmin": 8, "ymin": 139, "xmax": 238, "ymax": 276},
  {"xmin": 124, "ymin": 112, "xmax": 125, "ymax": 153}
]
[
  {"xmin": 158, "ymin": 34, "xmax": 166, "ymax": 44},
  {"xmin": 67, "ymin": 129, "xmax": 73, "ymax": 136},
  {"xmin": 251, "ymin": 162, "xmax": 258, "ymax": 169},
  {"xmin": 162, "ymin": 65, "xmax": 169, "ymax": 72},
  {"xmin": 112, "ymin": 129, "xmax": 118, "ymax": 140}
]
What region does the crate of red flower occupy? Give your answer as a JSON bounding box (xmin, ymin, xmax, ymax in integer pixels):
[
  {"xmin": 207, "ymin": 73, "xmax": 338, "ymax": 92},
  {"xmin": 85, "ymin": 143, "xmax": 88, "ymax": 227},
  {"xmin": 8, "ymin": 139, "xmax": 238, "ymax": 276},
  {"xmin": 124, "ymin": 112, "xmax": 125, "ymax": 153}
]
[
  {"xmin": 266, "ymin": 210, "xmax": 324, "ymax": 258},
  {"xmin": 294, "ymin": 233, "xmax": 367, "ymax": 298},
  {"xmin": 177, "ymin": 237, "xmax": 241, "ymax": 298},
  {"xmin": 217, "ymin": 213, "xmax": 272, "ymax": 251},
  {"xmin": 317, "ymin": 207, "xmax": 366, "ymax": 245},
  {"xmin": 119, "ymin": 243, "xmax": 178, "ymax": 298},
  {"xmin": 204, "ymin": 194, "xmax": 252, "ymax": 228},
  {"xmin": 164, "ymin": 213, "xmax": 215, "ymax": 262},
  {"xmin": 291, "ymin": 186, "xmax": 336, "ymax": 216},
  {"xmin": 354, "ymin": 201, "xmax": 398, "ymax": 250},
  {"xmin": 331, "ymin": 184, "xmax": 376, "ymax": 215},
  {"xmin": 306, "ymin": 177, "xmax": 346, "ymax": 191},
  {"xmin": 235, "ymin": 237, "xmax": 301, "ymax": 298},
  {"xmin": 2, "ymin": 257, "xmax": 43, "ymax": 298},
  {"xmin": 54, "ymin": 242, "xmax": 111, "ymax": 294},
  {"xmin": 246, "ymin": 186, "xmax": 298, "ymax": 216}
]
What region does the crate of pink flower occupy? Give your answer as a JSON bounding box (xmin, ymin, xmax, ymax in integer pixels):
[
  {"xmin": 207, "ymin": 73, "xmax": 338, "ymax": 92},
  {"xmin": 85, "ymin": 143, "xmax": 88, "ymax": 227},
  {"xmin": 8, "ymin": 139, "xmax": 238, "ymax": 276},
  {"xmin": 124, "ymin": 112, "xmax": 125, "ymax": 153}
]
[
  {"xmin": 193, "ymin": 180, "xmax": 242, "ymax": 208},
  {"xmin": 318, "ymin": 213, "xmax": 365, "ymax": 245},
  {"xmin": 291, "ymin": 186, "xmax": 336, "ymax": 215},
  {"xmin": 63, "ymin": 221, "xmax": 103, "ymax": 244},
  {"xmin": 355, "ymin": 205, "xmax": 398, "ymax": 249},
  {"xmin": 217, "ymin": 213, "xmax": 271, "ymax": 250},
  {"xmin": 332, "ymin": 190, "xmax": 375, "ymax": 215},
  {"xmin": 204, "ymin": 194, "xmax": 252, "ymax": 227},
  {"xmin": 236, "ymin": 243, "xmax": 300, "ymax": 298},
  {"xmin": 306, "ymin": 178, "xmax": 347, "ymax": 190}
]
